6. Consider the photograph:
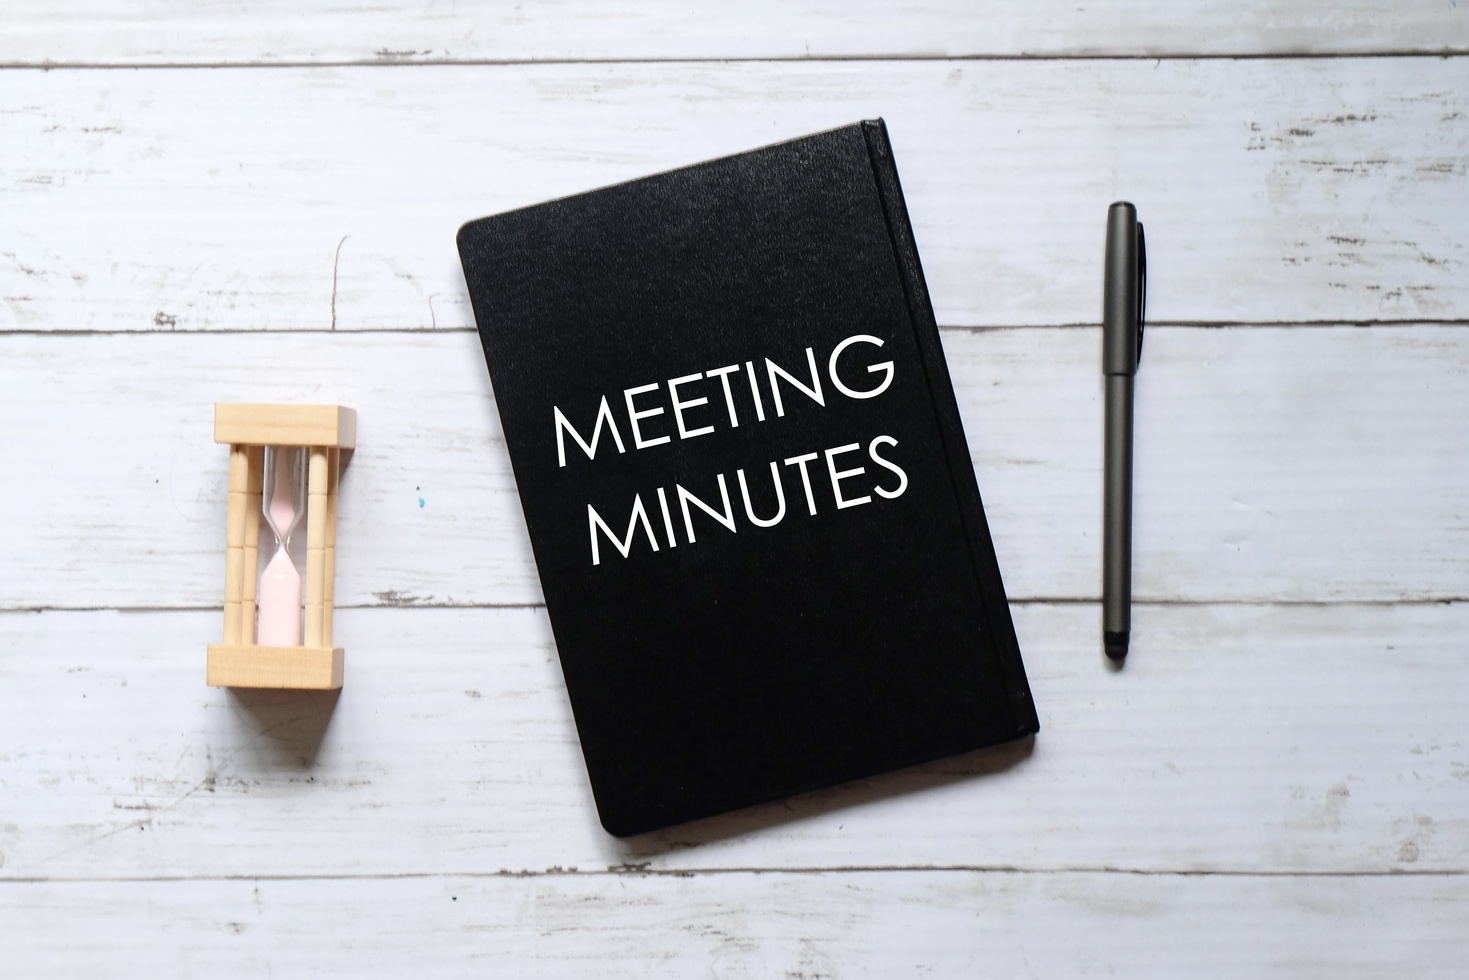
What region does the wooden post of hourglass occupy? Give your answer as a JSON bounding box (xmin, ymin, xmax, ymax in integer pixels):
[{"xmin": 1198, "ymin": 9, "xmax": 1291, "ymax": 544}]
[
  {"xmin": 304, "ymin": 446, "xmax": 328, "ymax": 648},
  {"xmin": 208, "ymin": 403, "xmax": 355, "ymax": 690},
  {"xmin": 222, "ymin": 445, "xmax": 265, "ymax": 646},
  {"xmin": 324, "ymin": 448, "xmax": 339, "ymax": 645},
  {"xmin": 223, "ymin": 445, "xmax": 250, "ymax": 645},
  {"xmin": 242, "ymin": 446, "xmax": 264, "ymax": 641}
]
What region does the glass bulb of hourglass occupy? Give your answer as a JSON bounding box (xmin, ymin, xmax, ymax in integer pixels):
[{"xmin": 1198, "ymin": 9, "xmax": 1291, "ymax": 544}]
[{"xmin": 257, "ymin": 447, "xmax": 304, "ymax": 646}]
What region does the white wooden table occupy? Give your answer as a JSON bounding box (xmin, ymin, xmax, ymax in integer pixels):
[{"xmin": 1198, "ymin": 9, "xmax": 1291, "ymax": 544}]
[{"xmin": 3, "ymin": 5, "xmax": 1468, "ymax": 975}]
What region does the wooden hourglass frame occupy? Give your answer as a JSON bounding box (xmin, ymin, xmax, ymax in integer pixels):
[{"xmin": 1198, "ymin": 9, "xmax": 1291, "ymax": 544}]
[{"xmin": 207, "ymin": 403, "xmax": 356, "ymax": 690}]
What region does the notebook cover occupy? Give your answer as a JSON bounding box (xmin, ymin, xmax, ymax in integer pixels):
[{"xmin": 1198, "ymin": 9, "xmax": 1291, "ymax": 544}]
[{"xmin": 458, "ymin": 120, "xmax": 1038, "ymax": 837}]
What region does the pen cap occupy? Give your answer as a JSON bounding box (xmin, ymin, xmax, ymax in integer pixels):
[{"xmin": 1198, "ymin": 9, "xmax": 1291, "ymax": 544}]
[{"xmin": 1103, "ymin": 202, "xmax": 1143, "ymax": 377}]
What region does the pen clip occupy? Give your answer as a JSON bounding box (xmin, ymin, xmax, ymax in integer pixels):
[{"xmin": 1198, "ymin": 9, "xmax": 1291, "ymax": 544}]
[{"xmin": 1135, "ymin": 222, "xmax": 1146, "ymax": 367}]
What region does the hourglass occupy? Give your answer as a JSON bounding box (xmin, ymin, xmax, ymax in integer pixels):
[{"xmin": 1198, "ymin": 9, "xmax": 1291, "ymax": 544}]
[{"xmin": 207, "ymin": 403, "xmax": 356, "ymax": 690}]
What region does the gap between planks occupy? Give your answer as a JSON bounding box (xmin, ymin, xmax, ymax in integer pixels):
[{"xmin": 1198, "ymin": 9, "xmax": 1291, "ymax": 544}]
[
  {"xmin": 3, "ymin": 598, "xmax": 1466, "ymax": 615},
  {"xmin": 2, "ymin": 320, "xmax": 1467, "ymax": 339},
  {"xmin": 3, "ymin": 50, "xmax": 1468, "ymax": 71},
  {"xmin": 4, "ymin": 866, "xmax": 1466, "ymax": 886}
]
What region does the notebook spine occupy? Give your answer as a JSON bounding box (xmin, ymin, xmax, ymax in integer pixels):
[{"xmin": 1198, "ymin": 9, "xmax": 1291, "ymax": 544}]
[{"xmin": 859, "ymin": 118, "xmax": 1040, "ymax": 737}]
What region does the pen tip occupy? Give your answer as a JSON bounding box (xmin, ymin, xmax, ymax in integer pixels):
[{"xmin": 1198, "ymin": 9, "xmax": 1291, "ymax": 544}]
[{"xmin": 1104, "ymin": 631, "xmax": 1129, "ymax": 661}]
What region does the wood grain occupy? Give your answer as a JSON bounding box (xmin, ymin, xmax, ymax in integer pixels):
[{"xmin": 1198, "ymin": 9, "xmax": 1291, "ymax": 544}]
[
  {"xmin": 3, "ymin": 59, "xmax": 1466, "ymax": 333},
  {"xmin": 0, "ymin": 326, "xmax": 1463, "ymax": 612},
  {"xmin": 213, "ymin": 403, "xmax": 356, "ymax": 448},
  {"xmin": 5, "ymin": 6, "xmax": 1468, "ymax": 968},
  {"xmin": 4, "ymin": 1, "xmax": 1466, "ymax": 65},
  {"xmin": 2, "ymin": 602, "xmax": 1465, "ymax": 880},
  {"xmin": 3, "ymin": 872, "xmax": 1466, "ymax": 978},
  {"xmin": 223, "ymin": 445, "xmax": 249, "ymax": 643},
  {"xmin": 205, "ymin": 644, "xmax": 344, "ymax": 690}
]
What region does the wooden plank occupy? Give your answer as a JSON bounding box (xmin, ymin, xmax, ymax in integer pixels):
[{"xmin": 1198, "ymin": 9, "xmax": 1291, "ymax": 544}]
[
  {"xmin": 1, "ymin": 602, "xmax": 1465, "ymax": 879},
  {"xmin": 3, "ymin": 872, "xmax": 1465, "ymax": 978},
  {"xmin": 4, "ymin": 1, "xmax": 1466, "ymax": 65},
  {"xmin": 2, "ymin": 59, "xmax": 1466, "ymax": 332},
  {"xmin": 0, "ymin": 326, "xmax": 1464, "ymax": 611}
]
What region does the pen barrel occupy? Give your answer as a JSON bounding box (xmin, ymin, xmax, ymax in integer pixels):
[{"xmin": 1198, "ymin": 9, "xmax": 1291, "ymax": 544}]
[{"xmin": 1103, "ymin": 374, "xmax": 1134, "ymax": 635}]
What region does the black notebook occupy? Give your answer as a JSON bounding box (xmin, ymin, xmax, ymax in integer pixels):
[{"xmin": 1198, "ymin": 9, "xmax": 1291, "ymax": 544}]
[{"xmin": 458, "ymin": 120, "xmax": 1038, "ymax": 837}]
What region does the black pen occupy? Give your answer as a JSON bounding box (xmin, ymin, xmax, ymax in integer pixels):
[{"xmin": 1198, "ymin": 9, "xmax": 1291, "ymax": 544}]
[{"xmin": 1103, "ymin": 202, "xmax": 1145, "ymax": 662}]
